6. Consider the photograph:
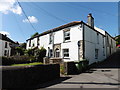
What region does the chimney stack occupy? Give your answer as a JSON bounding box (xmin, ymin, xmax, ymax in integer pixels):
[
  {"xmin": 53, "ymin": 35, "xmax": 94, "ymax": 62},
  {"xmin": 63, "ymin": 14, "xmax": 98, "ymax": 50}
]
[{"xmin": 87, "ymin": 13, "xmax": 94, "ymax": 28}]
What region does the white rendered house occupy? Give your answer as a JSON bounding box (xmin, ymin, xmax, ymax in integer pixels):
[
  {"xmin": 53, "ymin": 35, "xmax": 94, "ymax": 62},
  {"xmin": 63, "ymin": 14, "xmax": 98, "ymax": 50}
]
[
  {"xmin": 0, "ymin": 33, "xmax": 18, "ymax": 57},
  {"xmin": 26, "ymin": 14, "xmax": 116, "ymax": 65}
]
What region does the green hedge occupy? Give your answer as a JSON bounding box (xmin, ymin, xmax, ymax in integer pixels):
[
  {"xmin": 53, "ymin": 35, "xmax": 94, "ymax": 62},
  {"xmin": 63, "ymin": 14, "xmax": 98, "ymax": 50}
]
[{"xmin": 1, "ymin": 56, "xmax": 36, "ymax": 65}]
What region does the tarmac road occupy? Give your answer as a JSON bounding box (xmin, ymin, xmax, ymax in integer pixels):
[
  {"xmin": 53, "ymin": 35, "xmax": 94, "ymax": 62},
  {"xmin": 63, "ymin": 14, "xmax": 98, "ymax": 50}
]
[{"xmin": 37, "ymin": 50, "xmax": 120, "ymax": 89}]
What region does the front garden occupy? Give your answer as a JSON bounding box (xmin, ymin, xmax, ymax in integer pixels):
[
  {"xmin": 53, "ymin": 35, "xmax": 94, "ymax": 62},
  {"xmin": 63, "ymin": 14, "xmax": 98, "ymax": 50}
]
[{"xmin": 1, "ymin": 46, "xmax": 46, "ymax": 66}]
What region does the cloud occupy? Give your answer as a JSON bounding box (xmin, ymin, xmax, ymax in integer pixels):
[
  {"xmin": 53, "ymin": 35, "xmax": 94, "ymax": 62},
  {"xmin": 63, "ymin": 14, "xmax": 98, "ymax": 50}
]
[
  {"xmin": 23, "ymin": 16, "xmax": 38, "ymax": 23},
  {"xmin": 0, "ymin": 31, "xmax": 11, "ymax": 37},
  {"xmin": 0, "ymin": 0, "xmax": 22, "ymax": 15},
  {"xmin": 10, "ymin": 5, "xmax": 22, "ymax": 15}
]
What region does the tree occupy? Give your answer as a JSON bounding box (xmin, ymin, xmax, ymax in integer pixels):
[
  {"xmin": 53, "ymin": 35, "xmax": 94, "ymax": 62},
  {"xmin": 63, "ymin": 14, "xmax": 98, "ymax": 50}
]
[
  {"xmin": 20, "ymin": 43, "xmax": 26, "ymax": 49},
  {"xmin": 115, "ymin": 35, "xmax": 120, "ymax": 46},
  {"xmin": 25, "ymin": 49, "xmax": 34, "ymax": 56},
  {"xmin": 15, "ymin": 47, "xmax": 24, "ymax": 56},
  {"xmin": 31, "ymin": 32, "xmax": 39, "ymax": 38},
  {"xmin": 34, "ymin": 47, "xmax": 46, "ymax": 62}
]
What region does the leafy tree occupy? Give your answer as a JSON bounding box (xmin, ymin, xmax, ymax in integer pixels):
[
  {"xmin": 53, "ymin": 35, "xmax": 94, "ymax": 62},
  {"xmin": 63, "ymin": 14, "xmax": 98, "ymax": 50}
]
[
  {"xmin": 34, "ymin": 47, "xmax": 46, "ymax": 62},
  {"xmin": 20, "ymin": 43, "xmax": 26, "ymax": 49},
  {"xmin": 115, "ymin": 35, "xmax": 120, "ymax": 46},
  {"xmin": 15, "ymin": 47, "xmax": 24, "ymax": 56},
  {"xmin": 31, "ymin": 32, "xmax": 39, "ymax": 38},
  {"xmin": 25, "ymin": 49, "xmax": 34, "ymax": 56}
]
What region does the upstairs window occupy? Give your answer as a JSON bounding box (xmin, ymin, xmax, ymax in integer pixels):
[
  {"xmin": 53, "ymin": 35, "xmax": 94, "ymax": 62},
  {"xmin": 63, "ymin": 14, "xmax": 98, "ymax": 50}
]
[
  {"xmin": 63, "ymin": 49, "xmax": 69, "ymax": 58},
  {"xmin": 64, "ymin": 28, "xmax": 70, "ymax": 42},
  {"xmin": 29, "ymin": 40, "xmax": 31, "ymax": 47},
  {"xmin": 103, "ymin": 36, "xmax": 104, "ymax": 48},
  {"xmin": 107, "ymin": 36, "xmax": 109, "ymax": 46},
  {"xmin": 37, "ymin": 37, "xmax": 40, "ymax": 46},
  {"xmin": 49, "ymin": 33, "xmax": 53, "ymax": 44},
  {"xmin": 5, "ymin": 42, "xmax": 7, "ymax": 48},
  {"xmin": 97, "ymin": 33, "xmax": 99, "ymax": 44},
  {"xmin": 111, "ymin": 39, "xmax": 113, "ymax": 48}
]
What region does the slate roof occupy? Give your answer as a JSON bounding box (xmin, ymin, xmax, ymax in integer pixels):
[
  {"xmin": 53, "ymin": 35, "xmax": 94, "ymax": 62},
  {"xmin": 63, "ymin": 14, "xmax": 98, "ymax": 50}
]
[
  {"xmin": 27, "ymin": 21, "xmax": 82, "ymax": 41},
  {"xmin": 26, "ymin": 20, "xmax": 115, "ymax": 41},
  {"xmin": 0, "ymin": 33, "xmax": 16, "ymax": 43}
]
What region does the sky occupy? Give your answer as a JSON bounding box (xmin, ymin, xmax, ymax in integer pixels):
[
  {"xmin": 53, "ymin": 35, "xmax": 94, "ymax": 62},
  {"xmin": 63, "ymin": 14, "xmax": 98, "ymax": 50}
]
[{"xmin": 0, "ymin": 1, "xmax": 118, "ymax": 43}]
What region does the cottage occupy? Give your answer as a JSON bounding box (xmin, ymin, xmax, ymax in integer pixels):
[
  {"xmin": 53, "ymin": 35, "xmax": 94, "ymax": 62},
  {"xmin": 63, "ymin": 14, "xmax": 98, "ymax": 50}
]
[
  {"xmin": 0, "ymin": 33, "xmax": 19, "ymax": 57},
  {"xmin": 26, "ymin": 14, "xmax": 116, "ymax": 65}
]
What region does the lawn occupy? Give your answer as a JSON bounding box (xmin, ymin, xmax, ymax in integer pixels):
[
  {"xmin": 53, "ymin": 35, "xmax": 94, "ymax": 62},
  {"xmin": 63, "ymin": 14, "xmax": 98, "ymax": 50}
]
[{"xmin": 11, "ymin": 62, "xmax": 43, "ymax": 66}]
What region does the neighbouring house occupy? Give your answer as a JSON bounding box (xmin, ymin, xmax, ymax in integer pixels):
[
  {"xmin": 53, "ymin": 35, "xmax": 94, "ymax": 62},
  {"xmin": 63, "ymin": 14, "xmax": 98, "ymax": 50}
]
[
  {"xmin": 26, "ymin": 13, "xmax": 116, "ymax": 65},
  {"xmin": 0, "ymin": 33, "xmax": 19, "ymax": 57}
]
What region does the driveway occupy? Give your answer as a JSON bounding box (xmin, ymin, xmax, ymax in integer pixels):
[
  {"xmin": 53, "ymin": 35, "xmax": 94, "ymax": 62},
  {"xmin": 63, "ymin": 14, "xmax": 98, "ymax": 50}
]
[{"xmin": 37, "ymin": 50, "xmax": 120, "ymax": 89}]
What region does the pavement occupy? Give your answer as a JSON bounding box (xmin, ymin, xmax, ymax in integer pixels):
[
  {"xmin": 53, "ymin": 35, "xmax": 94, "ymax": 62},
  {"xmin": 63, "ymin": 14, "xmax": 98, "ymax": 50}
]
[{"xmin": 37, "ymin": 50, "xmax": 120, "ymax": 89}]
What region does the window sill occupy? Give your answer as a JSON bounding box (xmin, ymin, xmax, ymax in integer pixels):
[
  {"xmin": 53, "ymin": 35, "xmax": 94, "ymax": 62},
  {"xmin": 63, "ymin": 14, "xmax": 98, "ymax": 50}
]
[
  {"xmin": 63, "ymin": 57, "xmax": 70, "ymax": 59},
  {"xmin": 63, "ymin": 41, "xmax": 71, "ymax": 43}
]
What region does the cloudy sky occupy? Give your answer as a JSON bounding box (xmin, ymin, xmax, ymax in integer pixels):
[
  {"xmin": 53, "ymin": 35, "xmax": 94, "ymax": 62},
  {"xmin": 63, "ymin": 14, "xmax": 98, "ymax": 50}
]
[{"xmin": 0, "ymin": 0, "xmax": 118, "ymax": 42}]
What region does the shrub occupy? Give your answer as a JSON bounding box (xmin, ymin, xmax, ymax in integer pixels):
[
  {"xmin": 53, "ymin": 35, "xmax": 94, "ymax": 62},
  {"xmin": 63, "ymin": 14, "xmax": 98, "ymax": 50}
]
[
  {"xmin": 25, "ymin": 47, "xmax": 46, "ymax": 62},
  {"xmin": 15, "ymin": 47, "xmax": 24, "ymax": 56},
  {"xmin": 25, "ymin": 49, "xmax": 34, "ymax": 56},
  {"xmin": 1, "ymin": 55, "xmax": 36, "ymax": 65},
  {"xmin": 34, "ymin": 47, "xmax": 46, "ymax": 62}
]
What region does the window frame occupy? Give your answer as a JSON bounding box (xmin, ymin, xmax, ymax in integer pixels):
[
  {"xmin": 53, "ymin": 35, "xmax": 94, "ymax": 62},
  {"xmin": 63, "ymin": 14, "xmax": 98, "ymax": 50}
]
[
  {"xmin": 49, "ymin": 33, "xmax": 53, "ymax": 44},
  {"xmin": 29, "ymin": 40, "xmax": 31, "ymax": 47},
  {"xmin": 63, "ymin": 48, "xmax": 69, "ymax": 58},
  {"xmin": 5, "ymin": 42, "xmax": 7, "ymax": 48},
  {"xmin": 63, "ymin": 28, "xmax": 70, "ymax": 42}
]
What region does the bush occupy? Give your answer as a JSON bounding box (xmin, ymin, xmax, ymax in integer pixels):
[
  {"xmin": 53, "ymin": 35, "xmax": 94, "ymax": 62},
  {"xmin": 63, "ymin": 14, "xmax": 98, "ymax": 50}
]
[
  {"xmin": 15, "ymin": 47, "xmax": 24, "ymax": 56},
  {"xmin": 34, "ymin": 47, "xmax": 46, "ymax": 62},
  {"xmin": 1, "ymin": 55, "xmax": 36, "ymax": 65},
  {"xmin": 25, "ymin": 47, "xmax": 47, "ymax": 62}
]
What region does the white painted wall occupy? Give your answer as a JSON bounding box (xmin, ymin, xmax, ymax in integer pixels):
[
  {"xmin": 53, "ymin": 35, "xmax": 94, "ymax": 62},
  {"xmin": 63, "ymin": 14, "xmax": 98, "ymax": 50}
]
[
  {"xmin": 105, "ymin": 33, "xmax": 116, "ymax": 57},
  {"xmin": 84, "ymin": 25, "xmax": 106, "ymax": 64},
  {"xmin": 26, "ymin": 23, "xmax": 116, "ymax": 65},
  {"xmin": 0, "ymin": 40, "xmax": 11, "ymax": 56},
  {"xmin": 26, "ymin": 24, "xmax": 83, "ymax": 62}
]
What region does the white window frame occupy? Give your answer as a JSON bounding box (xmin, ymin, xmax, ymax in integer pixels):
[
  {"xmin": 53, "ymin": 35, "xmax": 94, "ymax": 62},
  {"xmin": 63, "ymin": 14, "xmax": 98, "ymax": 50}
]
[
  {"xmin": 64, "ymin": 29, "xmax": 70, "ymax": 42},
  {"xmin": 63, "ymin": 49, "xmax": 69, "ymax": 58}
]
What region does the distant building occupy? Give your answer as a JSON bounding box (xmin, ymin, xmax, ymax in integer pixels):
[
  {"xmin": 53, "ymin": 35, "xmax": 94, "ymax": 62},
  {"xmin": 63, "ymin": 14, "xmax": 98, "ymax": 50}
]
[
  {"xmin": 0, "ymin": 33, "xmax": 19, "ymax": 57},
  {"xmin": 26, "ymin": 14, "xmax": 116, "ymax": 65}
]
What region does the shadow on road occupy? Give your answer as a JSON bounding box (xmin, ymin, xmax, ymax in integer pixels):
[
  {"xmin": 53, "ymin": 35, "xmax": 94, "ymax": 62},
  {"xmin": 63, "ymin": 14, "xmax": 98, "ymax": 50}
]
[
  {"xmin": 35, "ymin": 76, "xmax": 72, "ymax": 89},
  {"xmin": 36, "ymin": 50, "xmax": 120, "ymax": 89},
  {"xmin": 89, "ymin": 50, "xmax": 120, "ymax": 68},
  {"xmin": 62, "ymin": 82, "xmax": 120, "ymax": 86}
]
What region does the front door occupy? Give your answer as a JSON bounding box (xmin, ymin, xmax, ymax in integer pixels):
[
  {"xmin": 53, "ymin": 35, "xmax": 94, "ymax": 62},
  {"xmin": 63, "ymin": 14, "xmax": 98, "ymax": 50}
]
[{"xmin": 54, "ymin": 44, "xmax": 61, "ymax": 58}]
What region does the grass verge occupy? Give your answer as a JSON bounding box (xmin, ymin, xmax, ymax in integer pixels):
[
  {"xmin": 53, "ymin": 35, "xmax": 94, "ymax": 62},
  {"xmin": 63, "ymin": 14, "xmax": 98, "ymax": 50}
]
[{"xmin": 11, "ymin": 62, "xmax": 43, "ymax": 66}]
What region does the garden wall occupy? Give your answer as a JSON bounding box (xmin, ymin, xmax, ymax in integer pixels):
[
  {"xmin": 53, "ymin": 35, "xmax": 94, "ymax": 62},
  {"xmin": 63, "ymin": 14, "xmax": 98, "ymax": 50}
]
[{"xmin": 2, "ymin": 64, "xmax": 60, "ymax": 88}]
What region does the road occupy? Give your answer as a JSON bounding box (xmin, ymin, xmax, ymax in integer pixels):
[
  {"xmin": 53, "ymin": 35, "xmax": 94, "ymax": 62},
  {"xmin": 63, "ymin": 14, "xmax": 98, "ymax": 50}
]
[{"xmin": 37, "ymin": 50, "xmax": 120, "ymax": 89}]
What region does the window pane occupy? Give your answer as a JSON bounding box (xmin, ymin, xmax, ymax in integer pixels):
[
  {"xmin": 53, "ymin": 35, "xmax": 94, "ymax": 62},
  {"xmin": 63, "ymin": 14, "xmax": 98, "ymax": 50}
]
[
  {"xmin": 63, "ymin": 49, "xmax": 69, "ymax": 57},
  {"xmin": 64, "ymin": 31, "xmax": 70, "ymax": 41}
]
